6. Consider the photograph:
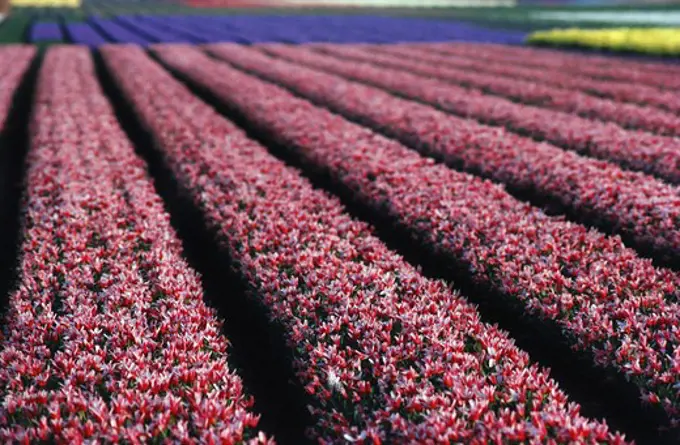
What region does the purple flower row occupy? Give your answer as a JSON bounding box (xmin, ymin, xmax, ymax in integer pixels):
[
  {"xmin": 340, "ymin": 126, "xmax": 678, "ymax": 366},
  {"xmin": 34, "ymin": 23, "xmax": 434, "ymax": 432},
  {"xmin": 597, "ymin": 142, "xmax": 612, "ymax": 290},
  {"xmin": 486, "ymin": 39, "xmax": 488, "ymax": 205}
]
[
  {"xmin": 29, "ymin": 23, "xmax": 64, "ymax": 43},
  {"xmin": 422, "ymin": 43, "xmax": 680, "ymax": 90},
  {"xmin": 0, "ymin": 46, "xmax": 35, "ymax": 128},
  {"xmin": 256, "ymin": 43, "xmax": 680, "ymax": 186},
  {"xmin": 154, "ymin": 43, "xmax": 680, "ymax": 431},
  {"xmin": 38, "ymin": 15, "xmax": 525, "ymax": 47},
  {"xmin": 0, "ymin": 46, "xmax": 266, "ymax": 444},
  {"xmin": 102, "ymin": 44, "xmax": 626, "ymax": 444},
  {"xmin": 234, "ymin": 42, "xmax": 680, "ymax": 264},
  {"xmin": 89, "ymin": 17, "xmax": 150, "ymax": 46},
  {"xmin": 64, "ymin": 23, "xmax": 108, "ymax": 48},
  {"xmin": 374, "ymin": 45, "xmax": 680, "ymax": 115},
  {"xmin": 108, "ymin": 14, "xmax": 527, "ymax": 45},
  {"xmin": 312, "ymin": 44, "xmax": 680, "ymax": 137}
]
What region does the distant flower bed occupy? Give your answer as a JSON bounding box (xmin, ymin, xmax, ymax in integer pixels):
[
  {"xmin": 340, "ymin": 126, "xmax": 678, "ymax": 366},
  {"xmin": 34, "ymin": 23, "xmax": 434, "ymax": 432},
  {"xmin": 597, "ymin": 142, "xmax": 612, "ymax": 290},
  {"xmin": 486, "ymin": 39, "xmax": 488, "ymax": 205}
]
[
  {"xmin": 12, "ymin": 0, "xmax": 80, "ymax": 7},
  {"xmin": 17, "ymin": 14, "xmax": 527, "ymax": 46},
  {"xmin": 527, "ymin": 28, "xmax": 680, "ymax": 56}
]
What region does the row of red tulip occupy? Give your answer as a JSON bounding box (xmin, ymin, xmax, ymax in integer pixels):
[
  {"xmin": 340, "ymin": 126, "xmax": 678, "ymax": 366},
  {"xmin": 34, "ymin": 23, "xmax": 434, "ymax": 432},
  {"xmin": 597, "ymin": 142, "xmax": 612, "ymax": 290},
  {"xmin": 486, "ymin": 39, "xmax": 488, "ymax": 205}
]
[
  {"xmin": 373, "ymin": 45, "xmax": 680, "ymax": 114},
  {"xmin": 255, "ymin": 41, "xmax": 680, "ymax": 258},
  {"xmin": 0, "ymin": 46, "xmax": 266, "ymax": 444},
  {"xmin": 419, "ymin": 43, "xmax": 680, "ymax": 89},
  {"xmin": 429, "ymin": 42, "xmax": 680, "ymax": 74},
  {"xmin": 206, "ymin": 43, "xmax": 680, "ymax": 265},
  {"xmin": 259, "ymin": 44, "xmax": 680, "ymax": 186},
  {"xmin": 155, "ymin": 43, "xmax": 680, "ymax": 431},
  {"xmin": 311, "ymin": 44, "xmax": 680, "ymax": 137},
  {"xmin": 0, "ymin": 46, "xmax": 35, "ymax": 129},
  {"xmin": 102, "ymin": 44, "xmax": 627, "ymax": 443}
]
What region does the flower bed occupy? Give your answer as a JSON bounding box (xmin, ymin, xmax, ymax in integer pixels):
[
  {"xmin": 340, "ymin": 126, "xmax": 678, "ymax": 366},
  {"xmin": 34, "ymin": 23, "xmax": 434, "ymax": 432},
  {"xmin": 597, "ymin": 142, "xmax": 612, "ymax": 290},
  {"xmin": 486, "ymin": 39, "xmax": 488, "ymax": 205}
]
[
  {"xmin": 259, "ymin": 44, "xmax": 680, "ymax": 184},
  {"xmin": 64, "ymin": 23, "xmax": 111, "ymax": 47},
  {"xmin": 154, "ymin": 43, "xmax": 680, "ymax": 431},
  {"xmin": 528, "ymin": 28, "xmax": 680, "ymax": 58},
  {"xmin": 374, "ymin": 45, "xmax": 680, "ymax": 114},
  {"xmin": 206, "ymin": 43, "xmax": 680, "ymax": 265},
  {"xmin": 29, "ymin": 22, "xmax": 64, "ymax": 43},
  {"xmin": 0, "ymin": 45, "xmax": 35, "ymax": 128},
  {"xmin": 422, "ymin": 42, "xmax": 680, "ymax": 85},
  {"xmin": 312, "ymin": 44, "xmax": 680, "ymax": 137},
  {"xmin": 101, "ymin": 43, "xmax": 627, "ymax": 444},
  {"xmin": 0, "ymin": 46, "xmax": 266, "ymax": 444}
]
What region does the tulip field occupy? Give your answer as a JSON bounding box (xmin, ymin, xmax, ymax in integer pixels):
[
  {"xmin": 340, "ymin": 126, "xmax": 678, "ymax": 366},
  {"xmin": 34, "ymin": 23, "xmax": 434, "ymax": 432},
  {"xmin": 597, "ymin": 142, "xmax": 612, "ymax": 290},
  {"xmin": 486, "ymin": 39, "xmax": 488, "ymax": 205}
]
[{"xmin": 1, "ymin": 37, "xmax": 680, "ymax": 444}]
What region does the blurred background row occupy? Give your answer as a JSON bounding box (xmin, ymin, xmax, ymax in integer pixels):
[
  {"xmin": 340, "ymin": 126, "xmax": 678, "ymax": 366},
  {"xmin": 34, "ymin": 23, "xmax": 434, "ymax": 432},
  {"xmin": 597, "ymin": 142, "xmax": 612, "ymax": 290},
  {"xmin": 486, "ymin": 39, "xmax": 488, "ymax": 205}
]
[{"xmin": 1, "ymin": 0, "xmax": 679, "ymax": 56}]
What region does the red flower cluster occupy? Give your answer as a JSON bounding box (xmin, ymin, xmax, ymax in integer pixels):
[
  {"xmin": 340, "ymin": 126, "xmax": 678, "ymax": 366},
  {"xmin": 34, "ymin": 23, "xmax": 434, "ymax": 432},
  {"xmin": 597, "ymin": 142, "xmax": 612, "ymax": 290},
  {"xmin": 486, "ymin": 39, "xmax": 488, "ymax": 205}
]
[
  {"xmin": 373, "ymin": 45, "xmax": 680, "ymax": 114},
  {"xmin": 260, "ymin": 44, "xmax": 680, "ymax": 185},
  {"xmin": 0, "ymin": 46, "xmax": 35, "ymax": 128},
  {"xmin": 421, "ymin": 43, "xmax": 680, "ymax": 90},
  {"xmin": 152, "ymin": 43, "xmax": 680, "ymax": 430},
  {"xmin": 207, "ymin": 43, "xmax": 680, "ymax": 264},
  {"xmin": 0, "ymin": 46, "xmax": 266, "ymax": 444},
  {"xmin": 312, "ymin": 44, "xmax": 680, "ymax": 137},
  {"xmin": 101, "ymin": 44, "xmax": 627, "ymax": 443}
]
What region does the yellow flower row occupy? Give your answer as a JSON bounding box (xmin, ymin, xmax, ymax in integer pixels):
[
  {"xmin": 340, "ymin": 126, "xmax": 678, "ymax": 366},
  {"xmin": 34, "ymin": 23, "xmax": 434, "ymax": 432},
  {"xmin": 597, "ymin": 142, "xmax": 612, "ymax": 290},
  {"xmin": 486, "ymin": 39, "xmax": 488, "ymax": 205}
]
[
  {"xmin": 11, "ymin": 0, "xmax": 80, "ymax": 6},
  {"xmin": 527, "ymin": 27, "xmax": 680, "ymax": 56}
]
